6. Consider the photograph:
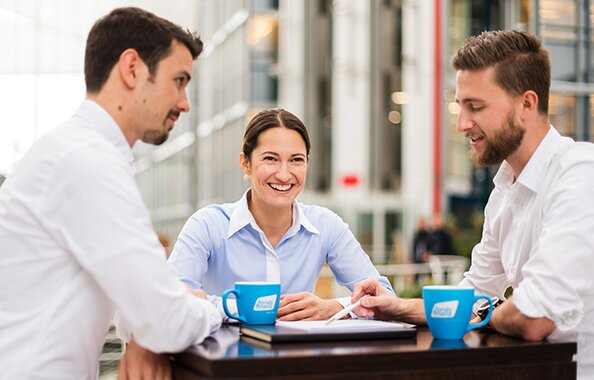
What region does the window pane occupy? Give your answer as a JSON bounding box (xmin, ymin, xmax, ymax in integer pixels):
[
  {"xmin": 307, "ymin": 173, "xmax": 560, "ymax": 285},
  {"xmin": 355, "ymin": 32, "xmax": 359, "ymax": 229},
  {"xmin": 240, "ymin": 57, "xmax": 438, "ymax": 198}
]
[
  {"xmin": 0, "ymin": 73, "xmax": 83, "ymax": 173},
  {"xmin": 590, "ymin": 95, "xmax": 594, "ymax": 142},
  {"xmin": 0, "ymin": 75, "xmax": 35, "ymax": 173},
  {"xmin": 357, "ymin": 212, "xmax": 374, "ymax": 254},
  {"xmin": 549, "ymin": 94, "xmax": 576, "ymax": 139},
  {"xmin": 539, "ymin": 0, "xmax": 577, "ymax": 40}
]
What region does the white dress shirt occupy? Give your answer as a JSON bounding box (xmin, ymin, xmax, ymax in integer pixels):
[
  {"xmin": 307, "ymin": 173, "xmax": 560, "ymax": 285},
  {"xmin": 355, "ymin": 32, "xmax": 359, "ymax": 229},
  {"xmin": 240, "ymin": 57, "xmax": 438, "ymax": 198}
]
[
  {"xmin": 0, "ymin": 100, "xmax": 221, "ymax": 379},
  {"xmin": 460, "ymin": 126, "xmax": 594, "ymax": 379}
]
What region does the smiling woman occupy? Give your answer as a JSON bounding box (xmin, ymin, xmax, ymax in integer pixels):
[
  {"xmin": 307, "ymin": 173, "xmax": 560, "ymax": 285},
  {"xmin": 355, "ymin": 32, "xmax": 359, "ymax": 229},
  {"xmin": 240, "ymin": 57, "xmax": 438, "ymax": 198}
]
[{"xmin": 167, "ymin": 108, "xmax": 394, "ymax": 322}]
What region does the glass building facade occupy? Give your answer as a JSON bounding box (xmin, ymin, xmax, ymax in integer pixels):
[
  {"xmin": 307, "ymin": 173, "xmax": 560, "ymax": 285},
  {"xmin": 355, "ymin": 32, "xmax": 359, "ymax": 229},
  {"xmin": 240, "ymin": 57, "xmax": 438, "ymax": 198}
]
[
  {"xmin": 132, "ymin": 0, "xmax": 594, "ymax": 261},
  {"xmin": 4, "ymin": 0, "xmax": 590, "ymax": 261}
]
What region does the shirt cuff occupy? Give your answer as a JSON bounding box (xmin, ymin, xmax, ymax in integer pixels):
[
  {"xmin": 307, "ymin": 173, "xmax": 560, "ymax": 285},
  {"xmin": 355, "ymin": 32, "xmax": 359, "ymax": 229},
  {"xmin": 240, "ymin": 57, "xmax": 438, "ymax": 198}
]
[
  {"xmin": 197, "ymin": 297, "xmax": 224, "ymax": 337},
  {"xmin": 115, "ymin": 297, "xmax": 223, "ymax": 345},
  {"xmin": 212, "ymin": 295, "xmax": 237, "ymax": 323},
  {"xmin": 514, "ymin": 285, "xmax": 582, "ymax": 332},
  {"xmin": 113, "ymin": 312, "xmax": 132, "ymax": 343},
  {"xmin": 335, "ymin": 296, "xmax": 358, "ymax": 319}
]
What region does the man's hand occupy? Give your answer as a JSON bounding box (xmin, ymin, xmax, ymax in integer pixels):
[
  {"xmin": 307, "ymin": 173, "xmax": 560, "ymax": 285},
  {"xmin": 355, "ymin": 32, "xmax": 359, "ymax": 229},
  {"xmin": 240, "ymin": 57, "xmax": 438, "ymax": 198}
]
[
  {"xmin": 277, "ymin": 292, "xmax": 343, "ymax": 321},
  {"xmin": 352, "ymin": 278, "xmax": 426, "ymax": 325},
  {"xmin": 351, "ymin": 278, "xmax": 400, "ymax": 320},
  {"xmin": 118, "ymin": 339, "xmax": 171, "ymax": 380},
  {"xmin": 470, "ymin": 315, "xmax": 482, "ymax": 325}
]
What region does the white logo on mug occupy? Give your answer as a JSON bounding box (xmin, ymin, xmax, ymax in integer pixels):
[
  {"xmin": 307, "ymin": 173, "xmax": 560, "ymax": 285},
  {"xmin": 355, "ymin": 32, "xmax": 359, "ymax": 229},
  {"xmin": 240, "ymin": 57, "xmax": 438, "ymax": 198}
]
[
  {"xmin": 431, "ymin": 300, "xmax": 459, "ymax": 318},
  {"xmin": 253, "ymin": 295, "xmax": 277, "ymax": 311}
]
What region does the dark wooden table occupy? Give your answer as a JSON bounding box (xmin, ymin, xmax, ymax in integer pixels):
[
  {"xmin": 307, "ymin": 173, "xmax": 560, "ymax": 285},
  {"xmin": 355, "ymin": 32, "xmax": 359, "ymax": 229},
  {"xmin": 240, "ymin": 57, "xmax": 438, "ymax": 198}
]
[{"xmin": 171, "ymin": 325, "xmax": 576, "ymax": 379}]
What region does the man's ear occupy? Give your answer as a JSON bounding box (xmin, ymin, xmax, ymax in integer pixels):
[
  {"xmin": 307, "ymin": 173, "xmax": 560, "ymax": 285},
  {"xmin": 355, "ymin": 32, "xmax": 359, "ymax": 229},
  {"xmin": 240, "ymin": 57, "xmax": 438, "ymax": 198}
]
[
  {"xmin": 118, "ymin": 48, "xmax": 142, "ymax": 89},
  {"xmin": 239, "ymin": 152, "xmax": 251, "ymax": 176},
  {"xmin": 521, "ymin": 90, "xmax": 539, "ymax": 113}
]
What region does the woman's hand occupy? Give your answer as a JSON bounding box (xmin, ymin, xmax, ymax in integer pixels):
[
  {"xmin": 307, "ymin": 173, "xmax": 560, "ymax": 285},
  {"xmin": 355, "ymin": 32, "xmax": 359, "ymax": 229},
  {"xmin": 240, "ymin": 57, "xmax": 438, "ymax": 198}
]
[{"xmin": 276, "ymin": 292, "xmax": 343, "ymax": 321}]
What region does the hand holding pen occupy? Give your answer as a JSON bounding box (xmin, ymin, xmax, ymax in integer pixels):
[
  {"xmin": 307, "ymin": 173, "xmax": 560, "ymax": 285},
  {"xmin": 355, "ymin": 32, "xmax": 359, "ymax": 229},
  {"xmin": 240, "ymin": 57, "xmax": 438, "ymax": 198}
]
[
  {"xmin": 324, "ymin": 299, "xmax": 364, "ymax": 325},
  {"xmin": 350, "ymin": 278, "xmax": 400, "ymax": 320},
  {"xmin": 351, "ymin": 277, "xmax": 426, "ymax": 325}
]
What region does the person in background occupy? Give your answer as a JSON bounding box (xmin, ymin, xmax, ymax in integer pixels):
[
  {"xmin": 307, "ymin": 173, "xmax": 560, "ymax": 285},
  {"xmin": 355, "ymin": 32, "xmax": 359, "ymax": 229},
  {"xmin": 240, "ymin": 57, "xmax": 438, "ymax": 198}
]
[
  {"xmin": 429, "ymin": 213, "xmax": 455, "ymax": 256},
  {"xmin": 352, "ymin": 30, "xmax": 594, "ymax": 379},
  {"xmin": 168, "ymin": 108, "xmax": 393, "ymax": 321},
  {"xmin": 412, "ymin": 217, "xmax": 433, "ymax": 263},
  {"xmin": 0, "ymin": 7, "xmax": 221, "ymax": 380}
]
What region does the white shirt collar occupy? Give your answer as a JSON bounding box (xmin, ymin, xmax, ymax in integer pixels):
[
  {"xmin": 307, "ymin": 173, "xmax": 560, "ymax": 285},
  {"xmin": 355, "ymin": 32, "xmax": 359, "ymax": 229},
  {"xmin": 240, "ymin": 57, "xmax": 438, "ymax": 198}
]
[
  {"xmin": 227, "ymin": 189, "xmax": 320, "ymax": 238},
  {"xmin": 494, "ymin": 126, "xmax": 568, "ymax": 193},
  {"xmin": 75, "ymin": 99, "xmax": 135, "ymax": 167},
  {"xmin": 516, "ymin": 126, "xmax": 562, "ymax": 192}
]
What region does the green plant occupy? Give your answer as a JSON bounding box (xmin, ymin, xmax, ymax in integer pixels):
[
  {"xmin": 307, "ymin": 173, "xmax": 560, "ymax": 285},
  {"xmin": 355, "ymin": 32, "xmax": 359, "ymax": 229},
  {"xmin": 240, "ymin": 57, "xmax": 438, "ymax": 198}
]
[
  {"xmin": 450, "ymin": 212, "xmax": 484, "ymax": 259},
  {"xmin": 397, "ymin": 283, "xmax": 423, "ymax": 298}
]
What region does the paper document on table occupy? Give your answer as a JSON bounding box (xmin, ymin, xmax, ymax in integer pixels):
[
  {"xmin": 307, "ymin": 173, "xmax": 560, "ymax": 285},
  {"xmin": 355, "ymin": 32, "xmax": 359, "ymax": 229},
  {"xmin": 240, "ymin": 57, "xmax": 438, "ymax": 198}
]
[
  {"xmin": 275, "ymin": 319, "xmax": 406, "ymax": 332},
  {"xmin": 240, "ymin": 319, "xmax": 416, "ymax": 343}
]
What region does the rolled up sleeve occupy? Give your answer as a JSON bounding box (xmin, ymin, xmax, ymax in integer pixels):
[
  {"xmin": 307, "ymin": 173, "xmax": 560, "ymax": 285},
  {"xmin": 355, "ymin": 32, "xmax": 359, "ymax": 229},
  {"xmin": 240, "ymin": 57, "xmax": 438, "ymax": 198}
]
[{"xmin": 513, "ymin": 162, "xmax": 594, "ymax": 332}]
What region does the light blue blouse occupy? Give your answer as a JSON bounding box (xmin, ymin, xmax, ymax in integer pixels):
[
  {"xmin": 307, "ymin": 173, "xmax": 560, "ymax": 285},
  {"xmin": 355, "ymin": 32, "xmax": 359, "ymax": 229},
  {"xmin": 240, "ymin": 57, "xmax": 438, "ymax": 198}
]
[{"xmin": 168, "ymin": 190, "xmax": 392, "ymax": 298}]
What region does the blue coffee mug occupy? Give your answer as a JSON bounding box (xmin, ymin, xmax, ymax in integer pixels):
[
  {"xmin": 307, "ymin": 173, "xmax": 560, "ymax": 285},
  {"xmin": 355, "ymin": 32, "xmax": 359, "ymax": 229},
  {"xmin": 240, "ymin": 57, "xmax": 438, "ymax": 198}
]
[
  {"xmin": 222, "ymin": 282, "xmax": 281, "ymax": 325},
  {"xmin": 423, "ymin": 285, "xmax": 492, "ymax": 340},
  {"xmin": 430, "ymin": 338, "xmax": 468, "ymax": 350}
]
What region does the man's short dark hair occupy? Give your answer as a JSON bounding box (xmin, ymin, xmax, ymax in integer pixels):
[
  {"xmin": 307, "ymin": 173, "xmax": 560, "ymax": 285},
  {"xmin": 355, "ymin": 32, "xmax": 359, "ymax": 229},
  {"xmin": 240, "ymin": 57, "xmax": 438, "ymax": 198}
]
[
  {"xmin": 84, "ymin": 7, "xmax": 203, "ymax": 93},
  {"xmin": 451, "ymin": 30, "xmax": 551, "ymax": 115}
]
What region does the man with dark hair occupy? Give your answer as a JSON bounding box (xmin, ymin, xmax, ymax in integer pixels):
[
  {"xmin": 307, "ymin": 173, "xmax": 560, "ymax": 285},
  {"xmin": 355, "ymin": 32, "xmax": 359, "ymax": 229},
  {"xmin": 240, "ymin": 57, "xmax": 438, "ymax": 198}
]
[
  {"xmin": 0, "ymin": 7, "xmax": 220, "ymax": 379},
  {"xmin": 84, "ymin": 7, "xmax": 203, "ymax": 94},
  {"xmin": 352, "ymin": 30, "xmax": 594, "ymax": 378}
]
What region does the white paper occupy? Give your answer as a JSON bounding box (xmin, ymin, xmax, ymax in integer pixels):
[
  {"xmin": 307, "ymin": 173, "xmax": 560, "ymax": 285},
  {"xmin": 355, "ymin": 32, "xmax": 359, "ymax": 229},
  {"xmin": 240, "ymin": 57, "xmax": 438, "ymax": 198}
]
[{"xmin": 275, "ymin": 319, "xmax": 405, "ymax": 332}]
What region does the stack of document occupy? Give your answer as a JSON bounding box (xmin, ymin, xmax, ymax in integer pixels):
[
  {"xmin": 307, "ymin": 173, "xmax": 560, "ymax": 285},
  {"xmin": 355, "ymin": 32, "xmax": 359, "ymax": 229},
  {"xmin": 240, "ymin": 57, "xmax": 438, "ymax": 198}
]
[{"xmin": 240, "ymin": 319, "xmax": 416, "ymax": 343}]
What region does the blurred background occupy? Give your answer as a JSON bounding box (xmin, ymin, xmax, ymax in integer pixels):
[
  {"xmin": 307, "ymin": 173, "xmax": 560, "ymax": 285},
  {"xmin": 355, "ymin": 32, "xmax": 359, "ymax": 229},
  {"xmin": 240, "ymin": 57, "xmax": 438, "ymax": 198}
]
[
  {"xmin": 2, "ymin": 0, "xmax": 593, "ymax": 376},
  {"xmin": 2, "ymin": 0, "xmax": 594, "ymax": 288}
]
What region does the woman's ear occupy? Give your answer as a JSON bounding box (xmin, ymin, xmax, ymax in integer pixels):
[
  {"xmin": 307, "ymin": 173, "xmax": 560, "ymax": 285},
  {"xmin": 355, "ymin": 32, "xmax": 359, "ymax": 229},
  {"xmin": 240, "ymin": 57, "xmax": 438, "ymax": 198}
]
[{"xmin": 239, "ymin": 152, "xmax": 251, "ymax": 176}]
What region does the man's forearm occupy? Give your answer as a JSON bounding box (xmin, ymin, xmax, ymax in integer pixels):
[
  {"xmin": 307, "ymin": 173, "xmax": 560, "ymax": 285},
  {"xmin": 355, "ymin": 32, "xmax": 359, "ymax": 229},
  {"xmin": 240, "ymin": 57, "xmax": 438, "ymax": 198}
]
[
  {"xmin": 396, "ymin": 298, "xmax": 427, "ymax": 325},
  {"xmin": 489, "ymin": 296, "xmax": 555, "ymax": 341}
]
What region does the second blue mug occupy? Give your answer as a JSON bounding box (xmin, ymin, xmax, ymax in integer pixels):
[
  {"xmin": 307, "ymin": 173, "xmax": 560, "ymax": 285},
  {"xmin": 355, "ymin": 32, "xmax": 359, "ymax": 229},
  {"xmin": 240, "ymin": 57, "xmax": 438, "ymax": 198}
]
[{"xmin": 423, "ymin": 285, "xmax": 492, "ymax": 340}]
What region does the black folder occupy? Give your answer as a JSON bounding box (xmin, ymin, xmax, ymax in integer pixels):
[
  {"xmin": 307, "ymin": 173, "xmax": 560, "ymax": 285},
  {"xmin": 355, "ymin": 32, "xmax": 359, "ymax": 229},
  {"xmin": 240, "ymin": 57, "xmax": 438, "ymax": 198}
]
[{"xmin": 239, "ymin": 320, "xmax": 416, "ymax": 343}]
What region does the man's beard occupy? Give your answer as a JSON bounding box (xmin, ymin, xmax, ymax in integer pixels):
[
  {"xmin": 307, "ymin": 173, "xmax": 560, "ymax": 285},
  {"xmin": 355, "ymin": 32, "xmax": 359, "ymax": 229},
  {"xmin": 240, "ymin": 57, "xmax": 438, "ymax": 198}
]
[
  {"xmin": 470, "ymin": 113, "xmax": 525, "ymax": 167},
  {"xmin": 142, "ymin": 127, "xmax": 169, "ymax": 146},
  {"xmin": 142, "ymin": 111, "xmax": 179, "ymax": 146}
]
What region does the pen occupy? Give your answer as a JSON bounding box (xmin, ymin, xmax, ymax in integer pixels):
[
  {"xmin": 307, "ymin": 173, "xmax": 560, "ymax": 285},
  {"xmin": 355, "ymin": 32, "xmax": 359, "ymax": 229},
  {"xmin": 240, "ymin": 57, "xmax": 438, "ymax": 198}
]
[{"xmin": 324, "ymin": 298, "xmax": 363, "ymax": 325}]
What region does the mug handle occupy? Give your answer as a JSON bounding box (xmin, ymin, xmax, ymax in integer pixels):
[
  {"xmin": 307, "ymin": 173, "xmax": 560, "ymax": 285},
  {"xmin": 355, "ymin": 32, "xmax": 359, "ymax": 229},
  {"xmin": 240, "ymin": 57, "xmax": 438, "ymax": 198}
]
[
  {"xmin": 222, "ymin": 289, "xmax": 247, "ymax": 324},
  {"xmin": 467, "ymin": 295, "xmax": 492, "ymax": 331}
]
